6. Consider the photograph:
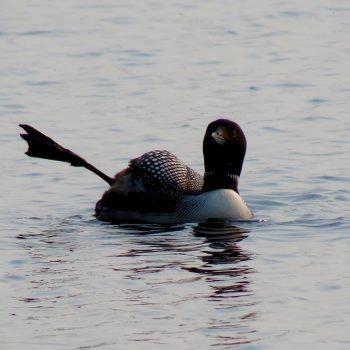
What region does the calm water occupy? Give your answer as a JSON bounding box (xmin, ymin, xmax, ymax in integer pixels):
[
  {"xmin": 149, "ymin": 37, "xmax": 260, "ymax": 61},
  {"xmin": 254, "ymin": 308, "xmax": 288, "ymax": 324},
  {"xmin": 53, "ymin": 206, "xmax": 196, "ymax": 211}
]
[{"xmin": 1, "ymin": 0, "xmax": 350, "ymax": 349}]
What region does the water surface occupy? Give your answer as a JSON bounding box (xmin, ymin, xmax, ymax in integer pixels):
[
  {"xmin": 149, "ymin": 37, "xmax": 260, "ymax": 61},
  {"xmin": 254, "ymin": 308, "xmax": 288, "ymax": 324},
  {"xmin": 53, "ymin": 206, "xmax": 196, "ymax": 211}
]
[{"xmin": 1, "ymin": 0, "xmax": 350, "ymax": 349}]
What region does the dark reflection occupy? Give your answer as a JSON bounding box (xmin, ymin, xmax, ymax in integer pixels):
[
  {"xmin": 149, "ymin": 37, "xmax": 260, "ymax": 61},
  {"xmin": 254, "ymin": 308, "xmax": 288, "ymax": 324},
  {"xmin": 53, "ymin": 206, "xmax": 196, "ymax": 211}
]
[
  {"xmin": 190, "ymin": 220, "xmax": 258, "ymax": 346},
  {"xmin": 113, "ymin": 219, "xmax": 258, "ymax": 346},
  {"xmin": 193, "ymin": 218, "xmax": 250, "ymax": 237},
  {"xmin": 193, "ymin": 219, "xmax": 252, "ymax": 266},
  {"xmin": 189, "ymin": 220, "xmax": 254, "ymax": 298},
  {"xmin": 107, "ymin": 222, "xmax": 185, "ymax": 234},
  {"xmin": 16, "ymin": 216, "xmax": 258, "ymax": 347}
]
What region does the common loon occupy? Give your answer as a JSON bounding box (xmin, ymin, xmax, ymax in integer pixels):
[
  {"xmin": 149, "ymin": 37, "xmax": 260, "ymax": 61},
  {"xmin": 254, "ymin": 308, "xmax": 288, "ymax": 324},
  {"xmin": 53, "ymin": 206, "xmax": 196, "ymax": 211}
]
[{"xmin": 19, "ymin": 119, "xmax": 253, "ymax": 224}]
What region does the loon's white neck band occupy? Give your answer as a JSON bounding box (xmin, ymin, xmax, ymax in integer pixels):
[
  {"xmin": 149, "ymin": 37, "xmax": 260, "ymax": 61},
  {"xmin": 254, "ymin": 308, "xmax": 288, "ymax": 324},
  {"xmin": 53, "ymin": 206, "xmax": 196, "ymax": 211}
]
[{"xmin": 204, "ymin": 171, "xmax": 240, "ymax": 182}]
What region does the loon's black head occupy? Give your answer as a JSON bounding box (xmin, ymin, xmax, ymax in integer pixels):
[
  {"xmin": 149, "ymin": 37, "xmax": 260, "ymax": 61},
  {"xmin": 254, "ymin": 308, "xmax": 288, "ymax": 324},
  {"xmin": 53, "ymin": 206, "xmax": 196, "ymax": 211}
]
[{"xmin": 202, "ymin": 119, "xmax": 247, "ymax": 193}]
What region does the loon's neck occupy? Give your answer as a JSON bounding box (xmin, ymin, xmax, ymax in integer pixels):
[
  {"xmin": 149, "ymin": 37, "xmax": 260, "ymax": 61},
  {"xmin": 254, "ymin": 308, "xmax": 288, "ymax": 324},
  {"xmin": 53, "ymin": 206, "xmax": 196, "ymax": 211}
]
[{"xmin": 202, "ymin": 170, "xmax": 239, "ymax": 193}]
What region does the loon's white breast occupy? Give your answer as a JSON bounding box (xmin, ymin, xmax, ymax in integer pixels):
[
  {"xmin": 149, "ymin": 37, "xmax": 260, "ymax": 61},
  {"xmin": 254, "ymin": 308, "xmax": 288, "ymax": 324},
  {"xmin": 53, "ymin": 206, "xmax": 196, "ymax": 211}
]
[{"xmin": 177, "ymin": 189, "xmax": 253, "ymax": 223}]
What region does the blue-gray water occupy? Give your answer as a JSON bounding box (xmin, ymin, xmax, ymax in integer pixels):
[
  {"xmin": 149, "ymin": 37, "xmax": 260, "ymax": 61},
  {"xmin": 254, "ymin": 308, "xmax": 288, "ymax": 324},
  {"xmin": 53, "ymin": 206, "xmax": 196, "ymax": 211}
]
[{"xmin": 1, "ymin": 1, "xmax": 350, "ymax": 349}]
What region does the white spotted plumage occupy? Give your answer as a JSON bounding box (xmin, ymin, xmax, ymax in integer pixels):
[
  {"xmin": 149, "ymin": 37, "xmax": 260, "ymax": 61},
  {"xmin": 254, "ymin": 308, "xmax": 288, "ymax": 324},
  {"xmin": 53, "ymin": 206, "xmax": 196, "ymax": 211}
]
[{"xmin": 130, "ymin": 150, "xmax": 203, "ymax": 196}]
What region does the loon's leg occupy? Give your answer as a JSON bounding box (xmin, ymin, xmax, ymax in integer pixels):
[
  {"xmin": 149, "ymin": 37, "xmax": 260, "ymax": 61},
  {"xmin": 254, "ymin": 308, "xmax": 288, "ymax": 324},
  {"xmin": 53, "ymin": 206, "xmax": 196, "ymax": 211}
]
[{"xmin": 19, "ymin": 124, "xmax": 114, "ymax": 185}]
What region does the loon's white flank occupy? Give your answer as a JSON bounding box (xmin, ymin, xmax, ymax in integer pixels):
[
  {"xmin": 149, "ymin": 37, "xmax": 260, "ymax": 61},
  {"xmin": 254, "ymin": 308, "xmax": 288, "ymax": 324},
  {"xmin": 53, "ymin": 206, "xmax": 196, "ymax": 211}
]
[{"xmin": 178, "ymin": 189, "xmax": 253, "ymax": 223}]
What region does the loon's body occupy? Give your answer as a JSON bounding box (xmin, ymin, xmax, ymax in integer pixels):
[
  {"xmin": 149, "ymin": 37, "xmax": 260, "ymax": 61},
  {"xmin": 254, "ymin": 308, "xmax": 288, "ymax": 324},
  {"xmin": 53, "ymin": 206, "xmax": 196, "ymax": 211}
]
[
  {"xmin": 95, "ymin": 149, "xmax": 252, "ymax": 223},
  {"xmin": 19, "ymin": 119, "xmax": 253, "ymax": 224}
]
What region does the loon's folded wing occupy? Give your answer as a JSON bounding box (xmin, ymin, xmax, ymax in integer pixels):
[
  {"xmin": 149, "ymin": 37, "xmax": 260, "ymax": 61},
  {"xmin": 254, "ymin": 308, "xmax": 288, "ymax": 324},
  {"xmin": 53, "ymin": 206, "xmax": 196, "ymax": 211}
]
[
  {"xmin": 130, "ymin": 150, "xmax": 203, "ymax": 195},
  {"xmin": 95, "ymin": 150, "xmax": 203, "ymax": 221}
]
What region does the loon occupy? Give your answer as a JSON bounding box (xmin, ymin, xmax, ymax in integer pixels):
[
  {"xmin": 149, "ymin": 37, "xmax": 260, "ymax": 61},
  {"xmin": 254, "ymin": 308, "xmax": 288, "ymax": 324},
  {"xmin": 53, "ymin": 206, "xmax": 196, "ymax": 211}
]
[{"xmin": 19, "ymin": 119, "xmax": 253, "ymax": 224}]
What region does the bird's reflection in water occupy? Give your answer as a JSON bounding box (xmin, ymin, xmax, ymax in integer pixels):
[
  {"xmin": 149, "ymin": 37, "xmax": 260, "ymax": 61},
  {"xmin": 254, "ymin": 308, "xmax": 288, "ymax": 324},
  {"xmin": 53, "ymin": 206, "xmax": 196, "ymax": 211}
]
[
  {"xmin": 110, "ymin": 222, "xmax": 185, "ymax": 235},
  {"xmin": 190, "ymin": 220, "xmax": 258, "ymax": 346},
  {"xmin": 115, "ymin": 219, "xmax": 258, "ymax": 347},
  {"xmin": 15, "ymin": 217, "xmax": 258, "ymax": 347},
  {"xmin": 191, "ymin": 219, "xmax": 254, "ymax": 299},
  {"xmin": 193, "ymin": 219, "xmax": 252, "ymax": 266}
]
